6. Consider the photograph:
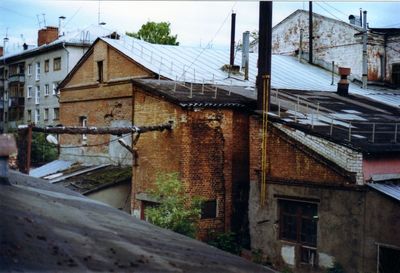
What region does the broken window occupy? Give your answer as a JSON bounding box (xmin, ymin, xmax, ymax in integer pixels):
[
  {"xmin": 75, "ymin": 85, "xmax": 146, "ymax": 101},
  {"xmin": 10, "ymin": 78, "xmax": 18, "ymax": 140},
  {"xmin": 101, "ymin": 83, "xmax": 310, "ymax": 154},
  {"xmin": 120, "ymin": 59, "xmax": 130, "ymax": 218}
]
[
  {"xmin": 392, "ymin": 63, "xmax": 400, "ymax": 85},
  {"xmin": 201, "ymin": 200, "xmax": 217, "ymax": 219}
]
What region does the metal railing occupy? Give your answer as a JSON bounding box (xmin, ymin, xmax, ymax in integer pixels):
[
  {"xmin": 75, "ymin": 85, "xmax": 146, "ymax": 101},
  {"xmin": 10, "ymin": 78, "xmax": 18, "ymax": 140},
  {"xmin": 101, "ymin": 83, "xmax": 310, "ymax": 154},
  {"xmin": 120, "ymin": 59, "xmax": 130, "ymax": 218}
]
[{"xmin": 270, "ymin": 89, "xmax": 400, "ymax": 144}]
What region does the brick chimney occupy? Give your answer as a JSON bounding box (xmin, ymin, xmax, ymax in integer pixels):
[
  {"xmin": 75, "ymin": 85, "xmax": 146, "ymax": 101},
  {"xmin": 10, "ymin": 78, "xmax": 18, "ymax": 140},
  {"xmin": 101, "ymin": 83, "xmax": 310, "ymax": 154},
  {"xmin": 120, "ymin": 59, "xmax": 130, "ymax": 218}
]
[
  {"xmin": 0, "ymin": 46, "xmax": 3, "ymax": 57},
  {"xmin": 337, "ymin": 67, "xmax": 351, "ymax": 96},
  {"xmin": 38, "ymin": 26, "xmax": 59, "ymax": 46}
]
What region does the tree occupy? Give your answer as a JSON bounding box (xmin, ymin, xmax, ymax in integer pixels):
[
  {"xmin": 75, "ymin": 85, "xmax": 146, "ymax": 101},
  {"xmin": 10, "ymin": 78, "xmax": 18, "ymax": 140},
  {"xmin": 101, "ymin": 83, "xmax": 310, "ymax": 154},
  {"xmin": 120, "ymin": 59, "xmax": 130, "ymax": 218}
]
[
  {"xmin": 126, "ymin": 21, "xmax": 179, "ymax": 45},
  {"xmin": 144, "ymin": 173, "xmax": 202, "ymax": 237},
  {"xmin": 30, "ymin": 132, "xmax": 58, "ymax": 166}
]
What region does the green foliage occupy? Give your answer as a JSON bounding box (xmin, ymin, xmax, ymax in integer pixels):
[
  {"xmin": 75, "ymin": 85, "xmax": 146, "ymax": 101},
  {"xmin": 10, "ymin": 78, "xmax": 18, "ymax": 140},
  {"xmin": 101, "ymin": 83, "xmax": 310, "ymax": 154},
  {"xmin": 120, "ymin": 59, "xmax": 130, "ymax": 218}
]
[
  {"xmin": 31, "ymin": 132, "xmax": 58, "ymax": 165},
  {"xmin": 145, "ymin": 173, "xmax": 202, "ymax": 237},
  {"xmin": 326, "ymin": 262, "xmax": 345, "ymax": 273},
  {"xmin": 251, "ymin": 248, "xmax": 264, "ymax": 264},
  {"xmin": 126, "ymin": 21, "xmax": 179, "ymax": 45},
  {"xmin": 207, "ymin": 231, "xmax": 242, "ymax": 255}
]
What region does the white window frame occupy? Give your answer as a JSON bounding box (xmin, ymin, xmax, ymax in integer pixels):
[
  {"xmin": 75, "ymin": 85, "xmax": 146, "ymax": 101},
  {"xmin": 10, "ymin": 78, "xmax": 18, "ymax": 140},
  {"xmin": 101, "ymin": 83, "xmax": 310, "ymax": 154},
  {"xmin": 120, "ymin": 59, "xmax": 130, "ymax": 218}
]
[
  {"xmin": 52, "ymin": 82, "xmax": 57, "ymax": 95},
  {"xmin": 27, "ymin": 64, "xmax": 32, "ymax": 76},
  {"xmin": 35, "ymin": 109, "xmax": 40, "ymax": 124},
  {"xmin": 27, "ymin": 86, "xmax": 33, "ymax": 98},
  {"xmin": 35, "ymin": 62, "xmax": 40, "ymax": 81},
  {"xmin": 35, "ymin": 86, "xmax": 40, "ymax": 105},
  {"xmin": 44, "ymin": 84, "xmax": 49, "ymax": 96},
  {"xmin": 44, "ymin": 108, "xmax": 49, "ymax": 121}
]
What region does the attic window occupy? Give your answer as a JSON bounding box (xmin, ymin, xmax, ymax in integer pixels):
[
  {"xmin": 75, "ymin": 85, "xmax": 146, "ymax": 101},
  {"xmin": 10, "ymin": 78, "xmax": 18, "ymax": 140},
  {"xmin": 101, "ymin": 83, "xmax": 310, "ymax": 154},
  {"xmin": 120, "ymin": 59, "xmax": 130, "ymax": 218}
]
[{"xmin": 97, "ymin": 61, "xmax": 104, "ymax": 83}]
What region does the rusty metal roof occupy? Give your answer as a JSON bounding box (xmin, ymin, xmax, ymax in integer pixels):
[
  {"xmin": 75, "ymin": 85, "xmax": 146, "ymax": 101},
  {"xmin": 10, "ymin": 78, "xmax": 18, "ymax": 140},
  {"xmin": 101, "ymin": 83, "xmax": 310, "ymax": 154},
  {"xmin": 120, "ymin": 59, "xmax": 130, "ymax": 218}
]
[{"xmin": 1, "ymin": 170, "xmax": 272, "ymax": 272}]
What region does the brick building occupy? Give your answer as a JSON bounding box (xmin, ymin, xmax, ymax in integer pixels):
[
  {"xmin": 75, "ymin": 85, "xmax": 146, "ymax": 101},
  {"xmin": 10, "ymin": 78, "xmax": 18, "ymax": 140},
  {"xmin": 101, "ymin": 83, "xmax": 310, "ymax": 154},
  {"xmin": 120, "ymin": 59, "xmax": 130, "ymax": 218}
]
[
  {"xmin": 266, "ymin": 9, "xmax": 400, "ymax": 86},
  {"xmin": 58, "ymin": 37, "xmax": 255, "ymax": 239},
  {"xmin": 249, "ymin": 87, "xmax": 400, "ymax": 272}
]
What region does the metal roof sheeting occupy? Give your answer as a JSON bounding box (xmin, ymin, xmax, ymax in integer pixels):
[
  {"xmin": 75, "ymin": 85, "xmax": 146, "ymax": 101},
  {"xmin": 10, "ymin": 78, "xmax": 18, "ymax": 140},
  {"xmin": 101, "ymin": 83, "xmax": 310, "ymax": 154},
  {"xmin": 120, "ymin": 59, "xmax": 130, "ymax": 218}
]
[
  {"xmin": 368, "ymin": 183, "xmax": 400, "ymax": 202},
  {"xmin": 102, "ymin": 34, "xmax": 400, "ymax": 109},
  {"xmin": 29, "ymin": 160, "xmax": 74, "ymax": 178}
]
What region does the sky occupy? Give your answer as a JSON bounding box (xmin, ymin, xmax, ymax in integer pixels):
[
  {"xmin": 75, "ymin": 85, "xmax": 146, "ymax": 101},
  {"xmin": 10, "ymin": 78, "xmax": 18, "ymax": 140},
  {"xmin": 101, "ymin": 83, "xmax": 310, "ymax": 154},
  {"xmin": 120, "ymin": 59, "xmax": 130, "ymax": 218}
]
[{"xmin": 1, "ymin": 1, "xmax": 400, "ymax": 52}]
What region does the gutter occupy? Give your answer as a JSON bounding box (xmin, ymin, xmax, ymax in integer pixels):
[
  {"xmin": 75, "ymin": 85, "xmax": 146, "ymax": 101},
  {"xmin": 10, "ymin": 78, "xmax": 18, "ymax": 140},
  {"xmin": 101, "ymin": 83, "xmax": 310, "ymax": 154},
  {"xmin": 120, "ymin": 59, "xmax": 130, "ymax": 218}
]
[{"xmin": 62, "ymin": 42, "xmax": 70, "ymax": 72}]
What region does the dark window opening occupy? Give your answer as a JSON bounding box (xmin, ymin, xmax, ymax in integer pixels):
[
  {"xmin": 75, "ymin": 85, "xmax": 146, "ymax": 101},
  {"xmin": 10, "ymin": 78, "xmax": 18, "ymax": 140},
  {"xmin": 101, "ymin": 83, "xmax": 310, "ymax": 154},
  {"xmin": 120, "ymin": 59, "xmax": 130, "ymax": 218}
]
[
  {"xmin": 392, "ymin": 63, "xmax": 400, "ymax": 85},
  {"xmin": 300, "ymin": 246, "xmax": 317, "ymax": 266},
  {"xmin": 97, "ymin": 61, "xmax": 103, "ymax": 83},
  {"xmin": 379, "ymin": 245, "xmax": 400, "ymax": 273},
  {"xmin": 279, "ymin": 199, "xmax": 318, "ymax": 247},
  {"xmin": 140, "ymin": 200, "xmax": 159, "ymax": 221},
  {"xmin": 201, "ymin": 200, "xmax": 217, "ymax": 219}
]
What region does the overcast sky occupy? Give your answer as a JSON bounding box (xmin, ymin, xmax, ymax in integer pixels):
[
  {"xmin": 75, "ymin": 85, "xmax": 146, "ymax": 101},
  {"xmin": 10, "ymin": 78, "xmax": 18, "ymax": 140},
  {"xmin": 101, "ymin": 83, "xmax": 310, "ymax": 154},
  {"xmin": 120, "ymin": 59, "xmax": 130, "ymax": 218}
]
[{"xmin": 1, "ymin": 1, "xmax": 400, "ymax": 51}]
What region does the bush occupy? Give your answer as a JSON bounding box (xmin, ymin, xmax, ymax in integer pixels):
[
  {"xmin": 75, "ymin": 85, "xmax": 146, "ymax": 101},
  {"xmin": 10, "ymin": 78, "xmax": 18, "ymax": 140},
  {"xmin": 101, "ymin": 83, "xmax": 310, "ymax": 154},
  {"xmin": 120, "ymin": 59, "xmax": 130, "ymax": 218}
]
[
  {"xmin": 31, "ymin": 132, "xmax": 58, "ymax": 165},
  {"xmin": 207, "ymin": 231, "xmax": 242, "ymax": 255},
  {"xmin": 145, "ymin": 173, "xmax": 202, "ymax": 238}
]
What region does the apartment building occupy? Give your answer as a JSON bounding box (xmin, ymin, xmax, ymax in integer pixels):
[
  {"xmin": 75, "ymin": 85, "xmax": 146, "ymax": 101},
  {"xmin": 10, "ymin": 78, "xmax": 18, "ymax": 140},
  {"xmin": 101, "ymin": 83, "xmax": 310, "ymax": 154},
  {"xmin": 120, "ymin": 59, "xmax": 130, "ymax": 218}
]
[{"xmin": 0, "ymin": 25, "xmax": 114, "ymax": 132}]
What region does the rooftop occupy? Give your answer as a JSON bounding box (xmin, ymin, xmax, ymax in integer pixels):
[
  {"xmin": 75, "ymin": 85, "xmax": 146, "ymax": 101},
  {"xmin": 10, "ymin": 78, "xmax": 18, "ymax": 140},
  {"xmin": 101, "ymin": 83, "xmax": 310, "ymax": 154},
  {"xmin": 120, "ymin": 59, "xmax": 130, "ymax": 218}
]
[{"xmin": 0, "ymin": 170, "xmax": 272, "ymax": 272}]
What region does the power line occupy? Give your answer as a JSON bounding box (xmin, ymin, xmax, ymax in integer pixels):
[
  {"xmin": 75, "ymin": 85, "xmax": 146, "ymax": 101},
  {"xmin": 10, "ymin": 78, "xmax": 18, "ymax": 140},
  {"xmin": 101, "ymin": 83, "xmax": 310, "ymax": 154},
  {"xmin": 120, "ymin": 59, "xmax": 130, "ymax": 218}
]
[
  {"xmin": 314, "ymin": 2, "xmax": 349, "ymax": 25},
  {"xmin": 321, "ymin": 2, "xmax": 349, "ymax": 18}
]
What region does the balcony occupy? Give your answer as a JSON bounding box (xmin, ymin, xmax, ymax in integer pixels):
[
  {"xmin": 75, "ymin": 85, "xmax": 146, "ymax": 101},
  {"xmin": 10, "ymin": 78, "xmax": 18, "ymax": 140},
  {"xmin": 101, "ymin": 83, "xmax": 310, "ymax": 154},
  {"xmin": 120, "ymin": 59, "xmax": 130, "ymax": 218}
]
[
  {"xmin": 9, "ymin": 97, "xmax": 25, "ymax": 108},
  {"xmin": 8, "ymin": 74, "xmax": 25, "ymax": 83}
]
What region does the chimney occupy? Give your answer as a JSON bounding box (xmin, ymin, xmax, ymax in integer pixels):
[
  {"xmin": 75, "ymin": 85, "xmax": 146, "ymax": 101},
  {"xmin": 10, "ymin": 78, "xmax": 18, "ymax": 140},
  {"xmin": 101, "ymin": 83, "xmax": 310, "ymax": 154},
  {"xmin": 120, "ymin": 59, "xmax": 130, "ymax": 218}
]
[
  {"xmin": 0, "ymin": 134, "xmax": 17, "ymax": 184},
  {"xmin": 337, "ymin": 67, "xmax": 351, "ymax": 96},
  {"xmin": 242, "ymin": 31, "xmax": 250, "ymax": 80},
  {"xmin": 23, "ymin": 43, "xmax": 28, "ymax": 50},
  {"xmin": 257, "ymin": 1, "xmax": 273, "ymax": 110},
  {"xmin": 38, "ymin": 26, "xmax": 59, "ymax": 46},
  {"xmin": 230, "ymin": 12, "xmax": 236, "ymax": 66},
  {"xmin": 0, "ymin": 46, "xmax": 3, "ymax": 57}
]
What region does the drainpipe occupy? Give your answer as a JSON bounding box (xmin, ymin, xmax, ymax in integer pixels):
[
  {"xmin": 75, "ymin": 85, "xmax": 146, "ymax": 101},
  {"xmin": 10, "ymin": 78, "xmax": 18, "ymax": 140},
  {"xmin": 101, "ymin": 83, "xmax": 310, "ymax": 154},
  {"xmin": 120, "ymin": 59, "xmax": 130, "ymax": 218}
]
[
  {"xmin": 309, "ymin": 1, "xmax": 313, "ymax": 64},
  {"xmin": 242, "ymin": 31, "xmax": 250, "ymax": 80},
  {"xmin": 362, "ymin": 10, "xmax": 368, "ymax": 89},
  {"xmin": 0, "ymin": 134, "xmax": 17, "ymax": 184},
  {"xmin": 62, "ymin": 42, "xmax": 69, "ymax": 72},
  {"xmin": 230, "ymin": 12, "xmax": 236, "ymax": 67}
]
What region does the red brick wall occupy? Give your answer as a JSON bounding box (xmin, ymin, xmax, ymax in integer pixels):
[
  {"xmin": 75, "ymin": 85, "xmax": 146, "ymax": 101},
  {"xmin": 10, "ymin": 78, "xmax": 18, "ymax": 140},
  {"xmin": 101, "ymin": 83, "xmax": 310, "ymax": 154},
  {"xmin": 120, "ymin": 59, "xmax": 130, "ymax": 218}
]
[
  {"xmin": 250, "ymin": 116, "xmax": 352, "ymax": 185},
  {"xmin": 38, "ymin": 27, "xmax": 58, "ymax": 46}
]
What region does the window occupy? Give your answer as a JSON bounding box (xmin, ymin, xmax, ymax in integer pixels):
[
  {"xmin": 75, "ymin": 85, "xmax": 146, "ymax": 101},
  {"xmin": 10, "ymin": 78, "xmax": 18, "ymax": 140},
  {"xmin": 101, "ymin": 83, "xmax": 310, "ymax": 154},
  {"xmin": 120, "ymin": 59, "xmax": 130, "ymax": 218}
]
[
  {"xmin": 27, "ymin": 86, "xmax": 32, "ymax": 98},
  {"xmin": 45, "ymin": 84, "xmax": 49, "ymax": 96},
  {"xmin": 53, "ymin": 108, "xmax": 59, "ymax": 120},
  {"xmin": 35, "ymin": 86, "xmax": 40, "ymax": 105},
  {"xmin": 34, "ymin": 109, "xmax": 40, "ymax": 124},
  {"xmin": 52, "ymin": 82, "xmax": 58, "ymax": 95},
  {"xmin": 80, "ymin": 116, "xmax": 88, "ymax": 142},
  {"xmin": 378, "ymin": 245, "xmax": 400, "ymax": 273},
  {"xmin": 35, "ymin": 62, "xmax": 40, "ymax": 81},
  {"xmin": 27, "ymin": 110, "xmax": 32, "ymax": 122},
  {"xmin": 27, "ymin": 64, "xmax": 32, "ymax": 76},
  {"xmin": 279, "ymin": 199, "xmax": 318, "ymax": 247},
  {"xmin": 97, "ymin": 61, "xmax": 103, "ymax": 82},
  {"xmin": 201, "ymin": 200, "xmax": 217, "ymax": 219},
  {"xmin": 44, "ymin": 59, "xmax": 49, "ymax": 72},
  {"xmin": 279, "ymin": 199, "xmax": 318, "ymax": 266},
  {"xmin": 392, "ymin": 63, "xmax": 400, "ymax": 85},
  {"xmin": 44, "ymin": 108, "xmax": 49, "ymax": 121},
  {"xmin": 53, "ymin": 57, "xmax": 61, "ymax": 71}
]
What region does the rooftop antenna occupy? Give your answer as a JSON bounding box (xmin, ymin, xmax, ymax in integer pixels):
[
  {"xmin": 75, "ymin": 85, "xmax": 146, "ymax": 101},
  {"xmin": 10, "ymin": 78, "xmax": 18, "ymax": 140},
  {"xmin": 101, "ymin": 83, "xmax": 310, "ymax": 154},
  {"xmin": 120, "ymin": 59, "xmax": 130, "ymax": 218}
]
[
  {"xmin": 36, "ymin": 14, "xmax": 42, "ymax": 28},
  {"xmin": 42, "ymin": 13, "xmax": 47, "ymax": 27},
  {"xmin": 98, "ymin": 0, "xmax": 101, "ymax": 25},
  {"xmin": 3, "ymin": 28, "xmax": 9, "ymax": 54}
]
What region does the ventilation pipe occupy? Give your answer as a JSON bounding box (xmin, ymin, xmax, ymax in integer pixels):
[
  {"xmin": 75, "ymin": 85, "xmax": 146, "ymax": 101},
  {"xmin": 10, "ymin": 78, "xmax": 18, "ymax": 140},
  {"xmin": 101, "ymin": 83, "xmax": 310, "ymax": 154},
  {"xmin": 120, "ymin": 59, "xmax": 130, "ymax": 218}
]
[
  {"xmin": 362, "ymin": 10, "xmax": 368, "ymax": 89},
  {"xmin": 242, "ymin": 31, "xmax": 250, "ymax": 80},
  {"xmin": 230, "ymin": 12, "xmax": 236, "ymax": 66},
  {"xmin": 337, "ymin": 67, "xmax": 351, "ymax": 96},
  {"xmin": 257, "ymin": 1, "xmax": 272, "ymax": 110}
]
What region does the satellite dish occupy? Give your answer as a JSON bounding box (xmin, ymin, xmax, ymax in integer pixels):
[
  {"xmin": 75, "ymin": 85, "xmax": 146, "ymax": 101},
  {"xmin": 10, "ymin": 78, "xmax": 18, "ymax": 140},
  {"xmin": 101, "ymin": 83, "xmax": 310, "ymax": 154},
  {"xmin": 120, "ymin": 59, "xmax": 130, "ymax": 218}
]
[{"xmin": 46, "ymin": 134, "xmax": 58, "ymax": 145}]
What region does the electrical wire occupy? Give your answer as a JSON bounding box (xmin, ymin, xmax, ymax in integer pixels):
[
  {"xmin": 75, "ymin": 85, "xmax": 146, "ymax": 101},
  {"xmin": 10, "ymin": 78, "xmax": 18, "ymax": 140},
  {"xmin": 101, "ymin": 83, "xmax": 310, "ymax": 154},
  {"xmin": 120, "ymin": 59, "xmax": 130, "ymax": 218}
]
[
  {"xmin": 321, "ymin": 2, "xmax": 349, "ymax": 18},
  {"xmin": 314, "ymin": 2, "xmax": 348, "ymax": 25},
  {"xmin": 177, "ymin": 2, "xmax": 237, "ymax": 81},
  {"xmin": 58, "ymin": 132, "xmax": 132, "ymax": 149}
]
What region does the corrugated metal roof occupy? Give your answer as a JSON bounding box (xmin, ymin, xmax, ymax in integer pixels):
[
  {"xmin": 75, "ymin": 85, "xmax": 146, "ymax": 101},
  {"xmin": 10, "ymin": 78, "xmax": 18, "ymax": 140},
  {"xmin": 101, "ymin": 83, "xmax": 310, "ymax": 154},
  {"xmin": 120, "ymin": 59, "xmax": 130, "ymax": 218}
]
[
  {"xmin": 29, "ymin": 160, "xmax": 75, "ymax": 178},
  {"xmin": 102, "ymin": 35, "xmax": 400, "ymax": 108},
  {"xmin": 368, "ymin": 183, "xmax": 400, "ymax": 202}
]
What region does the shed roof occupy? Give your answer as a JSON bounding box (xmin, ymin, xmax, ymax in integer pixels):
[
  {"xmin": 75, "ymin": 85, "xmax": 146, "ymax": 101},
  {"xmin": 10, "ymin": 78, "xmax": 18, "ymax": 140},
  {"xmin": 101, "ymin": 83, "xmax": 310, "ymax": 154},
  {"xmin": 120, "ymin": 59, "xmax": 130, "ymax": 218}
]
[
  {"xmin": 368, "ymin": 182, "xmax": 400, "ymax": 202},
  {"xmin": 1, "ymin": 170, "xmax": 272, "ymax": 272}
]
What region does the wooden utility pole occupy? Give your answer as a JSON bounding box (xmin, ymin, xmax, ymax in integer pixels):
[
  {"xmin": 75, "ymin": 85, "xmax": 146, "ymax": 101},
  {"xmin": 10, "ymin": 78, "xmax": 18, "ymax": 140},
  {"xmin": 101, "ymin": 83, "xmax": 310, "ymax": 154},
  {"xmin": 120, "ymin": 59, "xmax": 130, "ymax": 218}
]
[{"xmin": 17, "ymin": 123, "xmax": 172, "ymax": 174}]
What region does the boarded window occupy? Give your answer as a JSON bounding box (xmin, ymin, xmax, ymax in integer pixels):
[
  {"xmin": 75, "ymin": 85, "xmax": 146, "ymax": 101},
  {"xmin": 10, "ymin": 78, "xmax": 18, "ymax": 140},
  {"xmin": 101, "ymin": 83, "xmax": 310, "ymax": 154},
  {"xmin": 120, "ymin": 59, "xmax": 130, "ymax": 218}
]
[
  {"xmin": 392, "ymin": 64, "xmax": 400, "ymax": 85},
  {"xmin": 201, "ymin": 200, "xmax": 217, "ymax": 219},
  {"xmin": 279, "ymin": 199, "xmax": 318, "ymax": 247}
]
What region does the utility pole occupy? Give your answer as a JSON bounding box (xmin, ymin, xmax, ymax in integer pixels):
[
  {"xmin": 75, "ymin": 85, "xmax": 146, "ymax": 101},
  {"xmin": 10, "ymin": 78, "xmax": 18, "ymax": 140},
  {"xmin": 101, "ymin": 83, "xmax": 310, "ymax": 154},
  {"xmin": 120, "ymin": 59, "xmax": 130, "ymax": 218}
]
[
  {"xmin": 362, "ymin": 10, "xmax": 368, "ymax": 89},
  {"xmin": 309, "ymin": 1, "xmax": 313, "ymax": 64}
]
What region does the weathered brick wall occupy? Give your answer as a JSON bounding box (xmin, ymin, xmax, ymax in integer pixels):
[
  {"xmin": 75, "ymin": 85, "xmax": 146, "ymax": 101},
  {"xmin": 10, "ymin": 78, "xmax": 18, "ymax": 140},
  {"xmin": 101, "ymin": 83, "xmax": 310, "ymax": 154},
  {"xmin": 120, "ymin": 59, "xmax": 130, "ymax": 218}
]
[
  {"xmin": 272, "ymin": 10, "xmax": 388, "ymax": 82},
  {"xmin": 386, "ymin": 35, "xmax": 400, "ymax": 83}
]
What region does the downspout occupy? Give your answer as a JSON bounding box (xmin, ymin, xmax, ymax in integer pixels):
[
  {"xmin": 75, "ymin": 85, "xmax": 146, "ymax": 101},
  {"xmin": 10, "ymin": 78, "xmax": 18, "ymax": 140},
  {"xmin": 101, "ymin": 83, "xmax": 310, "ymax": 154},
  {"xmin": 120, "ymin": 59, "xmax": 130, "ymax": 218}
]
[{"xmin": 62, "ymin": 42, "xmax": 69, "ymax": 72}]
